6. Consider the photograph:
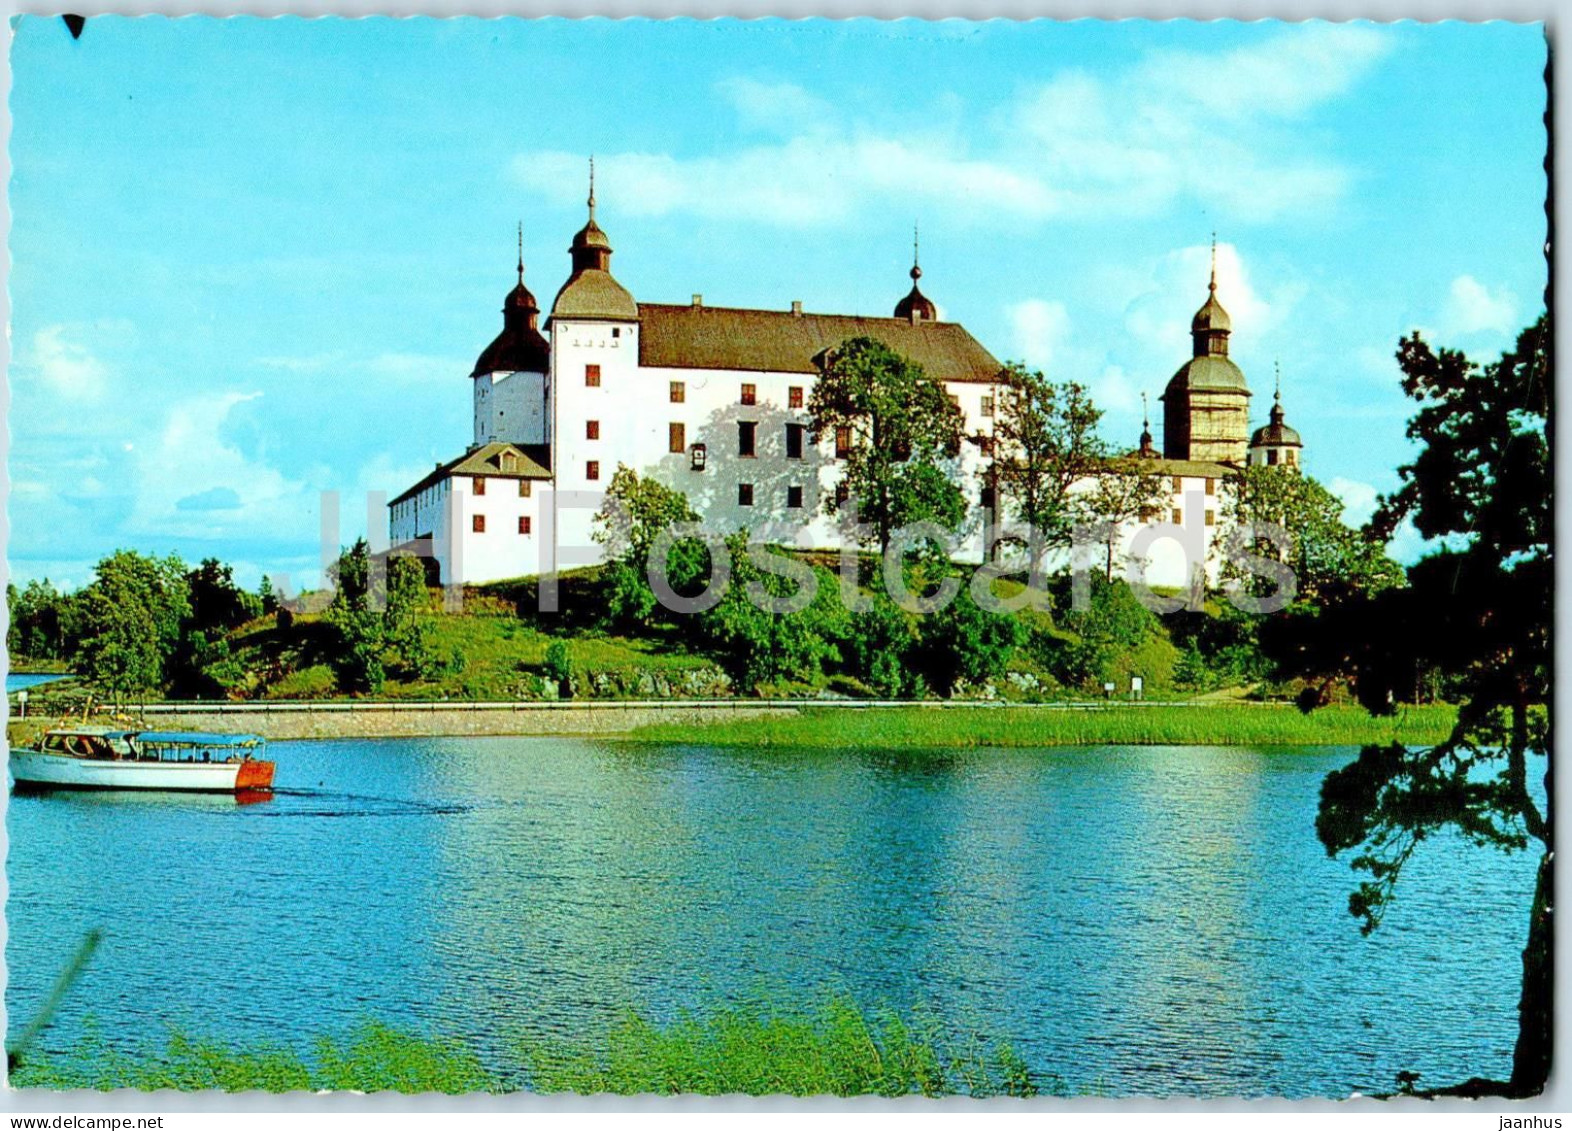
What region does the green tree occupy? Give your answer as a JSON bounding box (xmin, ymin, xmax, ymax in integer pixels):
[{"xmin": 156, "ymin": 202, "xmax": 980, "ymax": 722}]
[
  {"xmin": 186, "ymin": 558, "xmax": 264, "ymax": 636},
  {"xmin": 1223, "ymin": 466, "xmax": 1403, "ymax": 602},
  {"xmin": 809, "ymin": 337, "xmax": 967, "ymax": 554},
  {"xmin": 592, "ymin": 465, "xmax": 706, "ymax": 628},
  {"xmin": 543, "ymin": 640, "xmax": 573, "ymax": 696},
  {"xmin": 692, "ymin": 536, "xmax": 843, "ymax": 693},
  {"xmin": 1048, "ymin": 573, "xmax": 1163, "ymax": 690},
  {"xmin": 1262, "ymin": 315, "xmax": 1550, "ymax": 1095},
  {"xmin": 910, "ymin": 587, "xmax": 1024, "ymax": 696},
  {"xmin": 325, "ymin": 539, "xmax": 386, "ymax": 695},
  {"xmin": 7, "ymin": 579, "xmax": 74, "ymax": 661},
  {"xmin": 844, "ymin": 595, "xmax": 923, "ymax": 698},
  {"xmin": 73, "ymin": 551, "xmax": 192, "ymax": 702},
  {"xmin": 993, "ymin": 367, "xmax": 1107, "ymax": 571},
  {"xmin": 382, "ymin": 554, "xmax": 433, "ymax": 677}
]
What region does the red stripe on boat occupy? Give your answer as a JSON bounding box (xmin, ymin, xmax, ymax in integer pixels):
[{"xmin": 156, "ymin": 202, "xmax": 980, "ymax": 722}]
[{"xmin": 235, "ymin": 760, "xmax": 275, "ymax": 791}]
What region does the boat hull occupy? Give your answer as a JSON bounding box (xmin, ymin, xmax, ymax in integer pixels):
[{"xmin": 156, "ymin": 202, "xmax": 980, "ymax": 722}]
[{"xmin": 10, "ymin": 750, "xmax": 275, "ymax": 793}]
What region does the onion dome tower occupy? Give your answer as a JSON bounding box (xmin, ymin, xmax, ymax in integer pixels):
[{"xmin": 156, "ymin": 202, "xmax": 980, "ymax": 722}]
[
  {"xmin": 894, "ymin": 224, "xmax": 938, "ymax": 323},
  {"xmin": 551, "ymin": 158, "xmax": 639, "ymax": 323},
  {"xmin": 473, "ymin": 224, "xmax": 551, "ymax": 377},
  {"xmin": 470, "ymin": 225, "xmax": 552, "ymax": 449},
  {"xmin": 1248, "ymin": 363, "xmax": 1304, "ymax": 468},
  {"xmin": 1160, "ymin": 235, "xmax": 1252, "ymax": 464}
]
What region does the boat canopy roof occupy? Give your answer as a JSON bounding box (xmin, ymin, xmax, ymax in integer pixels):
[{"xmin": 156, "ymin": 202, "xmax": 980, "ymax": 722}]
[
  {"xmin": 45, "ymin": 727, "xmax": 137, "ymax": 739},
  {"xmin": 134, "ymin": 731, "xmax": 265, "ymax": 747}
]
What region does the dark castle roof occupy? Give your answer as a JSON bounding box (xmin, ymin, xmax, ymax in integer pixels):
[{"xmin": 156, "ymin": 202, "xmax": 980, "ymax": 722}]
[{"xmin": 636, "ymin": 303, "xmax": 1004, "ymax": 385}]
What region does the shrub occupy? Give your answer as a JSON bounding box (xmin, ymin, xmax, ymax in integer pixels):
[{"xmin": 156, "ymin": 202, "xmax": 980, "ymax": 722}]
[{"xmin": 543, "ymin": 640, "xmax": 573, "ymax": 695}]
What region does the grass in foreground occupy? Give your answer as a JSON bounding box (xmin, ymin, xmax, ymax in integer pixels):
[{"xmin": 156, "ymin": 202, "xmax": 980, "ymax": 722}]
[
  {"xmin": 626, "ymin": 703, "xmax": 1460, "ymax": 748},
  {"xmin": 12, "ymin": 999, "xmax": 1045, "ymax": 1096}
]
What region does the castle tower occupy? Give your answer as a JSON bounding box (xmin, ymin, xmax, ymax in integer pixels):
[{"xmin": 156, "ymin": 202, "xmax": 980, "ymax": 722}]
[
  {"xmin": 1160, "ymin": 238, "xmax": 1252, "ymax": 464},
  {"xmin": 1247, "ymin": 363, "xmax": 1304, "ymax": 468},
  {"xmin": 471, "ymin": 224, "xmax": 551, "ymax": 448}
]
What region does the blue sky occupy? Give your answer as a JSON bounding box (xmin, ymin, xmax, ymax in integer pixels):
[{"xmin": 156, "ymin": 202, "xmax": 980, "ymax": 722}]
[{"xmin": 9, "ymin": 17, "xmax": 1548, "ymax": 590}]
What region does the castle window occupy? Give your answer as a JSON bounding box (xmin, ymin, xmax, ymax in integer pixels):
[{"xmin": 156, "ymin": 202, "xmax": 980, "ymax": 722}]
[
  {"xmin": 981, "ymin": 396, "xmax": 995, "ymax": 418},
  {"xmin": 670, "ymin": 381, "xmax": 685, "ymax": 403},
  {"xmin": 1287, "ymin": 449, "xmax": 1297, "ymax": 466},
  {"xmin": 738, "ymin": 483, "xmax": 754, "ymax": 507},
  {"xmin": 500, "ymin": 452, "xmax": 517, "ymax": 472},
  {"xmin": 612, "ymin": 327, "xmax": 621, "ymax": 339},
  {"xmin": 836, "ymin": 482, "xmax": 850, "ymax": 506},
  {"xmin": 472, "ymin": 514, "xmax": 486, "ymax": 534},
  {"xmin": 1267, "ymin": 449, "xmax": 1279, "ymax": 466},
  {"xmin": 472, "ymin": 477, "xmax": 486, "ymax": 495},
  {"xmin": 787, "ymin": 485, "xmax": 803, "ymax": 509},
  {"xmin": 786, "ymin": 423, "xmax": 804, "ymax": 460},
  {"xmin": 1171, "ymin": 508, "xmax": 1182, "ymax": 525},
  {"xmin": 1205, "ymin": 477, "xmax": 1216, "ymax": 495},
  {"xmin": 1171, "ymin": 476, "xmax": 1183, "ymax": 491},
  {"xmin": 586, "ymin": 460, "xmax": 600, "ymax": 481},
  {"xmin": 586, "ymin": 420, "xmax": 600, "ymax": 440},
  {"xmin": 741, "ymin": 383, "xmax": 757, "ymax": 406},
  {"xmin": 788, "ymin": 386, "xmax": 804, "ymax": 409},
  {"xmin": 518, "ymin": 516, "xmax": 532, "ymax": 535},
  {"xmin": 981, "ymin": 485, "xmax": 996, "ymax": 509},
  {"xmin": 738, "ymin": 421, "xmax": 757, "ymax": 458},
  {"xmin": 835, "ymin": 426, "xmax": 851, "ymax": 459},
  {"xmin": 585, "ymin": 364, "xmax": 601, "ymax": 387},
  {"xmin": 670, "ymin": 422, "xmax": 686, "ymax": 454},
  {"xmin": 519, "ymin": 480, "xmax": 531, "ymax": 498},
  {"xmin": 1205, "ymin": 510, "xmax": 1216, "ymax": 526}
]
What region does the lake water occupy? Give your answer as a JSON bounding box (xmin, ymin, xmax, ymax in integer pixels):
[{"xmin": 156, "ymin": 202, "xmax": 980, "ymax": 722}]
[
  {"xmin": 6, "ymin": 738, "xmax": 1538, "ymax": 1097},
  {"xmin": 6, "ymin": 673, "xmax": 65, "ymax": 692}
]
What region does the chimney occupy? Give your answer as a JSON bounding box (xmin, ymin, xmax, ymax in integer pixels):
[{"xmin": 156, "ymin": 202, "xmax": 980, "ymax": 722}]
[
  {"xmin": 691, "ymin": 294, "xmax": 703, "ymax": 307},
  {"xmin": 791, "ymin": 300, "xmax": 803, "ymax": 316}
]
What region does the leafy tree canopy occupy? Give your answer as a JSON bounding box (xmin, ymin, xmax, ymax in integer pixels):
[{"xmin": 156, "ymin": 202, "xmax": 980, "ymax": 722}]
[
  {"xmin": 1261, "ymin": 314, "xmax": 1551, "ymax": 1096},
  {"xmin": 808, "ymin": 337, "xmax": 966, "ymax": 553}
]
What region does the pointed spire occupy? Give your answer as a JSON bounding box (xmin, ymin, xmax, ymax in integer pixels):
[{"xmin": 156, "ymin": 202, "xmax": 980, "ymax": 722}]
[
  {"xmin": 894, "ymin": 223, "xmax": 936, "ymax": 323},
  {"xmin": 1136, "ymin": 391, "xmax": 1158, "ymax": 458},
  {"xmin": 587, "ymin": 155, "xmax": 597, "ymax": 221},
  {"xmin": 1274, "ymin": 359, "xmax": 1282, "ymax": 403},
  {"xmin": 517, "ymin": 221, "xmax": 525, "ymax": 284},
  {"xmin": 1209, "ymin": 231, "xmax": 1218, "ymax": 292}
]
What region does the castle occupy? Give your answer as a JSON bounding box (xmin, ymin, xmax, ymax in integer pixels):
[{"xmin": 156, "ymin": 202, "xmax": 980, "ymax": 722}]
[{"xmin": 389, "ymin": 176, "xmax": 1303, "ymax": 592}]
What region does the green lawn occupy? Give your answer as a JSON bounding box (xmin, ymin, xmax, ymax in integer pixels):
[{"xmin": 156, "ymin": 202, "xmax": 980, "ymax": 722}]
[{"xmin": 627, "ymin": 703, "xmax": 1460, "ymax": 748}]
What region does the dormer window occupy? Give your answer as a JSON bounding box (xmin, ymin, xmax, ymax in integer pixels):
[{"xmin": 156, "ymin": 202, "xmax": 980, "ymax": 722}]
[{"xmin": 500, "ymin": 451, "xmax": 517, "ymax": 472}]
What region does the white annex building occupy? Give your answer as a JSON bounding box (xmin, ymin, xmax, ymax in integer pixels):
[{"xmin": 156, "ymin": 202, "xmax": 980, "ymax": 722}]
[{"xmin": 390, "ymin": 174, "xmax": 1305, "ymax": 592}]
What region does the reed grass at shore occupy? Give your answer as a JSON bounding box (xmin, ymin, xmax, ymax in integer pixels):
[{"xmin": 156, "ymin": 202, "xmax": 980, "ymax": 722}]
[
  {"xmin": 12, "ymin": 998, "xmax": 1044, "ymax": 1096},
  {"xmin": 626, "ymin": 703, "xmax": 1459, "ymax": 748}
]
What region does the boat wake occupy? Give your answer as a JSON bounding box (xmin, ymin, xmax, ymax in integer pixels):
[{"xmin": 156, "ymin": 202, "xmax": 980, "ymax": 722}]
[{"xmin": 246, "ymin": 787, "xmax": 481, "ymax": 818}]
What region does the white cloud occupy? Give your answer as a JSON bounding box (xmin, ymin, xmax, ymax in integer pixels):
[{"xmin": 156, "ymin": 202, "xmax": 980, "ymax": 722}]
[
  {"xmin": 514, "ymin": 140, "xmax": 1055, "ymax": 229},
  {"xmin": 1441, "ymin": 275, "xmax": 1519, "ymax": 337},
  {"xmin": 1328, "ymin": 475, "xmax": 1381, "ymax": 526},
  {"xmin": 1007, "ymin": 298, "xmax": 1072, "ymax": 369},
  {"xmin": 128, "ymin": 391, "xmax": 317, "ymax": 541},
  {"xmin": 511, "ymin": 25, "xmax": 1392, "ymax": 229},
  {"xmin": 30, "ymin": 325, "xmax": 109, "ymax": 401}
]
